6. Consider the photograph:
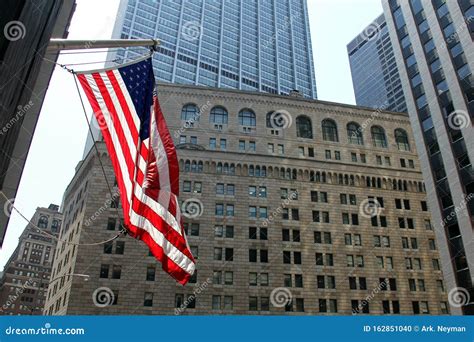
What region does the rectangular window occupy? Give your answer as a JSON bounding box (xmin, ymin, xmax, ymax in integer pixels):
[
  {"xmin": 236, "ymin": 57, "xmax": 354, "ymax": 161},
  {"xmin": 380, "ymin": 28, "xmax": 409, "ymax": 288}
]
[
  {"xmin": 146, "ymin": 266, "xmax": 155, "ymax": 281},
  {"xmin": 278, "ymin": 144, "xmax": 284, "ymax": 155},
  {"xmin": 100, "ymin": 264, "xmax": 109, "ymax": 278},
  {"xmin": 107, "ymin": 218, "xmax": 116, "ymax": 231},
  {"xmin": 112, "ymin": 265, "xmax": 121, "ymax": 279},
  {"xmin": 298, "ymin": 146, "xmax": 305, "ymax": 157},
  {"xmin": 212, "ymin": 295, "xmax": 221, "ymax": 310},
  {"xmin": 268, "ymin": 143, "xmax": 274, "ymax": 154},
  {"xmin": 249, "ymin": 297, "xmax": 258, "ymax": 311},
  {"xmin": 115, "ymin": 242, "xmax": 124, "ymax": 255},
  {"xmin": 209, "ymin": 138, "xmax": 216, "ymax": 149},
  {"xmin": 225, "ymin": 248, "xmax": 233, "ymax": 261},
  {"xmin": 144, "ymin": 292, "xmax": 153, "ymax": 307}
]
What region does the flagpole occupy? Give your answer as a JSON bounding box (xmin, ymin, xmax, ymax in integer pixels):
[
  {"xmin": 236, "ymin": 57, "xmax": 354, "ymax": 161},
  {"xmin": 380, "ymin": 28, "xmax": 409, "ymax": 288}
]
[{"xmin": 47, "ymin": 38, "xmax": 160, "ymax": 52}]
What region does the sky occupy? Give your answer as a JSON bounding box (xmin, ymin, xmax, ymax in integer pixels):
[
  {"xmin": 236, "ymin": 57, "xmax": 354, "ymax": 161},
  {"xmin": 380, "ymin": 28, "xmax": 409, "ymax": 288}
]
[{"xmin": 0, "ymin": 0, "xmax": 383, "ymax": 269}]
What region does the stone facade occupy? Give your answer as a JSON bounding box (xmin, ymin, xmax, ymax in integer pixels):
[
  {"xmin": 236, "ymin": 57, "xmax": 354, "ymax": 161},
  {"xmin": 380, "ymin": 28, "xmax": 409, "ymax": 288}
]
[
  {"xmin": 45, "ymin": 83, "xmax": 448, "ymax": 315},
  {"xmin": 0, "ymin": 204, "xmax": 62, "ymax": 315}
]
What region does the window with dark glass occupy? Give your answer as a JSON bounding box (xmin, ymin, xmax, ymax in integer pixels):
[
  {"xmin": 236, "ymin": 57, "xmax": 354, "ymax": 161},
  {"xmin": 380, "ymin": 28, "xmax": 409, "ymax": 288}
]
[
  {"xmin": 322, "ymin": 119, "xmax": 338, "ymax": 142},
  {"xmin": 296, "ymin": 115, "xmax": 313, "ymax": 138}
]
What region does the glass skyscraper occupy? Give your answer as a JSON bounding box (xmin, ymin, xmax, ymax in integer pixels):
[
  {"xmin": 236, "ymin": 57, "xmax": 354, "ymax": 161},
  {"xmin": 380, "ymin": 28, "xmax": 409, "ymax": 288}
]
[
  {"xmin": 347, "ymin": 14, "xmax": 407, "ymax": 112},
  {"xmin": 383, "ymin": 0, "xmax": 473, "ymax": 315},
  {"xmin": 109, "ymin": 0, "xmax": 317, "ymax": 98}
]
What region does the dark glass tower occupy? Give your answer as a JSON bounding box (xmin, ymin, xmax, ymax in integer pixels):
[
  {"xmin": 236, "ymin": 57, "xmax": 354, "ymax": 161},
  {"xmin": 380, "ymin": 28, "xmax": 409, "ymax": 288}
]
[
  {"xmin": 347, "ymin": 14, "xmax": 407, "ymax": 112},
  {"xmin": 383, "ymin": 0, "xmax": 473, "ymax": 315}
]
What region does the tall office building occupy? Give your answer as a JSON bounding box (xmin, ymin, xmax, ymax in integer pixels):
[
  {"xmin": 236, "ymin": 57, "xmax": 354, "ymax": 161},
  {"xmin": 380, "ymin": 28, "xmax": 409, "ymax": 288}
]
[
  {"xmin": 45, "ymin": 83, "xmax": 448, "ymax": 315},
  {"xmin": 347, "ymin": 14, "xmax": 407, "ymax": 113},
  {"xmin": 382, "ymin": 0, "xmax": 473, "ymax": 314},
  {"xmin": 109, "ymin": 0, "xmax": 317, "ymax": 98},
  {"xmin": 0, "ymin": 0, "xmax": 75, "ymax": 246},
  {"xmin": 0, "ymin": 204, "xmax": 62, "ymax": 315}
]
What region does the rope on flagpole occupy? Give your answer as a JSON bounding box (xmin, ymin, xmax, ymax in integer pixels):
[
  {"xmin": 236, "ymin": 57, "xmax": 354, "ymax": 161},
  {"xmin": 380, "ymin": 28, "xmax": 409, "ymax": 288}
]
[{"xmin": 0, "ymin": 191, "xmax": 124, "ymax": 246}]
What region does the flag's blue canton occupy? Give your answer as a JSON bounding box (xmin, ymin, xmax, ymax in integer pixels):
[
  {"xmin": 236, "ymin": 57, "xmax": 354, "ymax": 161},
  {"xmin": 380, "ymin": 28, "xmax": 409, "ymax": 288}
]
[{"xmin": 118, "ymin": 58, "xmax": 155, "ymax": 140}]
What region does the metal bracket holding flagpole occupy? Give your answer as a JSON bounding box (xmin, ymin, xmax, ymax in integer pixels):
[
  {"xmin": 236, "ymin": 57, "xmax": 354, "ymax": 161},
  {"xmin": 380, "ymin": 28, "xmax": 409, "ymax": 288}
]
[{"xmin": 47, "ymin": 38, "xmax": 160, "ymax": 52}]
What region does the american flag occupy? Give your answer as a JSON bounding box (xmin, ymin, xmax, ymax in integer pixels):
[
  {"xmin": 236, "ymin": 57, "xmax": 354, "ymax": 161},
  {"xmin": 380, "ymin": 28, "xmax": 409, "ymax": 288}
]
[{"xmin": 76, "ymin": 57, "xmax": 196, "ymax": 285}]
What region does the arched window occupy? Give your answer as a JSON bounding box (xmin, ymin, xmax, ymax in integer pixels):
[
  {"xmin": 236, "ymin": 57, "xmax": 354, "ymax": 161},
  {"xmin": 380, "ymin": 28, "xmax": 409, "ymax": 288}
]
[
  {"xmin": 238, "ymin": 109, "xmax": 256, "ymax": 126},
  {"xmin": 296, "ymin": 115, "xmax": 313, "ymax": 138},
  {"xmin": 184, "ymin": 161, "xmax": 191, "ymax": 172},
  {"xmin": 395, "ymin": 128, "xmax": 410, "ymax": 151},
  {"xmin": 51, "ymin": 220, "xmax": 60, "ymax": 233},
  {"xmin": 180, "ymin": 104, "xmax": 200, "ymax": 122},
  {"xmin": 347, "ymin": 122, "xmax": 363, "ymax": 145},
  {"xmin": 371, "ymin": 126, "xmax": 387, "ymax": 148},
  {"xmin": 210, "ymin": 106, "xmax": 228, "ymax": 124},
  {"xmin": 38, "ymin": 216, "xmax": 48, "ymax": 229},
  {"xmin": 322, "ymin": 119, "xmax": 338, "ymax": 142}
]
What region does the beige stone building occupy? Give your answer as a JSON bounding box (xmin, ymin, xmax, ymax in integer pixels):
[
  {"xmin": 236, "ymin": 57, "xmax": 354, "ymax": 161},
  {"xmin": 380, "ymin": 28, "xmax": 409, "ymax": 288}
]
[
  {"xmin": 0, "ymin": 204, "xmax": 62, "ymax": 315},
  {"xmin": 45, "ymin": 83, "xmax": 448, "ymax": 315}
]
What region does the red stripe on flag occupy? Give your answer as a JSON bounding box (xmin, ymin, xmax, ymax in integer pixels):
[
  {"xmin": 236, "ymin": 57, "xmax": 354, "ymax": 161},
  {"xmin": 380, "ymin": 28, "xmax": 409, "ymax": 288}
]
[
  {"xmin": 131, "ymin": 197, "xmax": 194, "ymax": 261},
  {"xmin": 130, "ymin": 223, "xmax": 192, "ymax": 285},
  {"xmin": 92, "ymin": 73, "xmax": 136, "ymax": 181},
  {"xmin": 77, "ymin": 74, "xmax": 131, "ymax": 226}
]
